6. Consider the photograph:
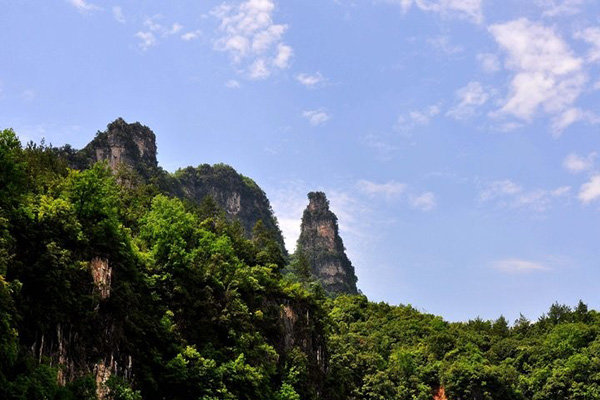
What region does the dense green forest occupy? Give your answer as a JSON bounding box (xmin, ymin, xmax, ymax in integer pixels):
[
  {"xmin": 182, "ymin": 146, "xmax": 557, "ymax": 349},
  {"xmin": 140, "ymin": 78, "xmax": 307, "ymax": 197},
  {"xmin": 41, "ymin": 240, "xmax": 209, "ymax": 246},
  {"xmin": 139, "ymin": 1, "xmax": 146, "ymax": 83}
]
[{"xmin": 1, "ymin": 127, "xmax": 600, "ymax": 399}]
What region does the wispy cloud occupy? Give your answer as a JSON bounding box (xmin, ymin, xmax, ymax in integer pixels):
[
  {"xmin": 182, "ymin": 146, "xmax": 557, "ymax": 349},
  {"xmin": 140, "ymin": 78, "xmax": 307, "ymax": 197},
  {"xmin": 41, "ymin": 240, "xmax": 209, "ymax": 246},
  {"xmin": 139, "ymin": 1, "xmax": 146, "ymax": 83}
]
[
  {"xmin": 395, "ymin": 104, "xmax": 441, "ymax": 131},
  {"xmin": 67, "ymin": 0, "xmax": 100, "ymax": 14},
  {"xmin": 385, "ymin": 0, "xmax": 484, "ymax": 24},
  {"xmin": 356, "ymin": 179, "xmax": 437, "ymax": 211},
  {"xmin": 492, "ymin": 258, "xmax": 548, "ymax": 273},
  {"xmin": 135, "ymin": 32, "xmax": 157, "ymax": 51},
  {"xmin": 363, "ymin": 134, "xmax": 400, "ymax": 161},
  {"xmin": 303, "ymin": 109, "xmax": 330, "ymax": 126},
  {"xmin": 181, "ymin": 30, "xmax": 202, "ymax": 41},
  {"xmin": 112, "ymin": 6, "xmax": 125, "ymax": 23},
  {"xmin": 578, "ymin": 174, "xmax": 600, "ymax": 204},
  {"xmin": 479, "ymin": 179, "xmax": 570, "ymax": 213},
  {"xmin": 537, "ymin": 0, "xmax": 585, "ymax": 17},
  {"xmin": 225, "ymin": 79, "xmax": 241, "ymax": 89},
  {"xmin": 447, "ymin": 81, "xmax": 489, "ymax": 120},
  {"xmin": 212, "ymin": 0, "xmax": 292, "ymax": 80},
  {"xmin": 428, "ymin": 35, "xmax": 463, "ymax": 55},
  {"xmin": 409, "ymin": 192, "xmax": 437, "ymax": 211},
  {"xmin": 135, "ymin": 16, "xmax": 183, "ymax": 50},
  {"xmin": 356, "ymin": 180, "xmax": 407, "ymax": 198},
  {"xmin": 477, "ymin": 53, "xmax": 500, "ymax": 73},
  {"xmin": 563, "ymin": 152, "xmax": 596, "ymax": 174},
  {"xmin": 296, "ymin": 72, "xmax": 326, "ymax": 88},
  {"xmin": 574, "ymin": 27, "xmax": 600, "ymax": 63},
  {"xmin": 489, "ymin": 18, "xmax": 586, "ymax": 135}
]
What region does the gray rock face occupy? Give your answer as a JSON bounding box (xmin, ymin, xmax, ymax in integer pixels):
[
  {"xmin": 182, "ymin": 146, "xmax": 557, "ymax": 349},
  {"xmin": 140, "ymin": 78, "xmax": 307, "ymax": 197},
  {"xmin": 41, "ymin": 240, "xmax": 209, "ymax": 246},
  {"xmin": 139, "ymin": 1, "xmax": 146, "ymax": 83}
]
[
  {"xmin": 172, "ymin": 164, "xmax": 287, "ymax": 255},
  {"xmin": 296, "ymin": 192, "xmax": 358, "ymax": 295},
  {"xmin": 78, "ymin": 118, "xmax": 158, "ymax": 178},
  {"xmin": 73, "ymin": 118, "xmax": 286, "ymax": 254}
]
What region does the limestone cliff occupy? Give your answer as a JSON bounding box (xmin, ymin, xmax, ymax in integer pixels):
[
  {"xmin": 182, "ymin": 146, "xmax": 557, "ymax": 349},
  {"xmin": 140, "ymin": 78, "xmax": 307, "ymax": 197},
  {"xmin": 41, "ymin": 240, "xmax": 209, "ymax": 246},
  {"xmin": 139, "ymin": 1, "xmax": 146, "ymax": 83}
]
[
  {"xmin": 69, "ymin": 118, "xmax": 286, "ymax": 253},
  {"xmin": 74, "ymin": 118, "xmax": 158, "ymax": 179},
  {"xmin": 295, "ymin": 192, "xmax": 358, "ymax": 295},
  {"xmin": 170, "ymin": 164, "xmax": 286, "ymax": 256}
]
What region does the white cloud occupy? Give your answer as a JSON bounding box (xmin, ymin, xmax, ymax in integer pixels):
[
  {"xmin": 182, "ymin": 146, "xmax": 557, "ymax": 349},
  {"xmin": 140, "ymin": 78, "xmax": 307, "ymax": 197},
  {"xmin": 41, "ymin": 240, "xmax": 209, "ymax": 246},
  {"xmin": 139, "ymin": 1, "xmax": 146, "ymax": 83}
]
[
  {"xmin": 303, "ymin": 109, "xmax": 330, "ymax": 126},
  {"xmin": 578, "ymin": 174, "xmax": 600, "ymax": 204},
  {"xmin": 477, "ymin": 53, "xmax": 500, "ymax": 73},
  {"xmin": 213, "ymin": 0, "xmax": 292, "ymax": 80},
  {"xmin": 112, "ymin": 6, "xmax": 125, "ymax": 23},
  {"xmin": 296, "ymin": 72, "xmax": 325, "ymax": 88},
  {"xmin": 136, "ymin": 17, "xmax": 183, "ymax": 50},
  {"xmin": 489, "ymin": 19, "xmax": 586, "ymax": 132},
  {"xmin": 480, "ymin": 179, "xmax": 522, "ymax": 201},
  {"xmin": 181, "ymin": 30, "xmax": 203, "ymax": 41},
  {"xmin": 67, "ymin": 0, "xmax": 100, "ymax": 13},
  {"xmin": 551, "ymin": 107, "xmax": 584, "ymax": 134},
  {"xmin": 563, "ymin": 152, "xmax": 596, "ymax": 173},
  {"xmin": 363, "ymin": 134, "xmax": 400, "ymax": 161},
  {"xmin": 273, "ymin": 44, "xmax": 293, "ymax": 69},
  {"xmin": 447, "ymin": 81, "xmax": 489, "ymax": 120},
  {"xmin": 574, "ymin": 27, "xmax": 600, "ymax": 63},
  {"xmin": 135, "ymin": 31, "xmax": 157, "ymax": 50},
  {"xmin": 396, "ymin": 104, "xmax": 441, "ymax": 131},
  {"xmin": 537, "ymin": 0, "xmax": 585, "ymax": 17},
  {"xmin": 492, "ymin": 259, "xmax": 548, "ymax": 274},
  {"xmin": 428, "ymin": 35, "xmax": 463, "ymax": 55},
  {"xmin": 410, "ymin": 192, "xmax": 437, "ymax": 211},
  {"xmin": 386, "ymin": 0, "xmax": 483, "ymax": 23},
  {"xmin": 225, "ymin": 79, "xmax": 242, "ymax": 89},
  {"xmin": 356, "ymin": 179, "xmax": 437, "ymax": 211},
  {"xmin": 356, "ymin": 180, "xmax": 407, "ymax": 197},
  {"xmin": 169, "ymin": 23, "xmax": 184, "ymax": 35},
  {"xmin": 480, "ymin": 179, "xmax": 570, "ymax": 212},
  {"xmin": 249, "ymin": 58, "xmax": 271, "ymax": 79},
  {"xmin": 144, "ymin": 18, "xmax": 183, "ymax": 36}
]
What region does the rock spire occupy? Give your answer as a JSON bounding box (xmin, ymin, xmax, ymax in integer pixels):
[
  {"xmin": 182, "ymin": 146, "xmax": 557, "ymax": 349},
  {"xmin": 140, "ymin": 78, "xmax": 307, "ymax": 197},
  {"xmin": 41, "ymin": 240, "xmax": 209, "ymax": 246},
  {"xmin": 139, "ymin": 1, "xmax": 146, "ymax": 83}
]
[{"xmin": 295, "ymin": 191, "xmax": 358, "ymax": 294}]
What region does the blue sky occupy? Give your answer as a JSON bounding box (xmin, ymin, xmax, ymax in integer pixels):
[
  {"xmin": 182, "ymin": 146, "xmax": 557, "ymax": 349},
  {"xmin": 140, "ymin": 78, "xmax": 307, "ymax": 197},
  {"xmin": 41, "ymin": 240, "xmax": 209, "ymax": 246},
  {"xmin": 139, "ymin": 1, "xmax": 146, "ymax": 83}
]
[{"xmin": 3, "ymin": 0, "xmax": 600, "ymax": 322}]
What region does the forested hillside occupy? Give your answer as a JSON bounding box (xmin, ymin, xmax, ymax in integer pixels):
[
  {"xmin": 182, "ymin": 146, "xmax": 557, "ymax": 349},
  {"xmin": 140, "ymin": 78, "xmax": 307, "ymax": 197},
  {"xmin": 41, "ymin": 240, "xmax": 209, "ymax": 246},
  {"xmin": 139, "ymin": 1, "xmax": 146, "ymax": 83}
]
[{"xmin": 1, "ymin": 127, "xmax": 600, "ymax": 400}]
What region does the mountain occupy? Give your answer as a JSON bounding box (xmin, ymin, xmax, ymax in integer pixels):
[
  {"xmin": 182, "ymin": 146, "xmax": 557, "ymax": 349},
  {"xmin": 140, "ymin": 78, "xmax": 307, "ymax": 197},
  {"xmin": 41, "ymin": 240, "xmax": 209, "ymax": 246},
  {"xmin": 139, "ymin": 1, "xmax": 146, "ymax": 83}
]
[
  {"xmin": 64, "ymin": 118, "xmax": 286, "ymax": 255},
  {"xmin": 295, "ymin": 192, "xmax": 358, "ymax": 295},
  {"xmin": 71, "ymin": 117, "xmax": 159, "ymax": 179},
  {"xmin": 3, "ymin": 124, "xmax": 600, "ymax": 400}
]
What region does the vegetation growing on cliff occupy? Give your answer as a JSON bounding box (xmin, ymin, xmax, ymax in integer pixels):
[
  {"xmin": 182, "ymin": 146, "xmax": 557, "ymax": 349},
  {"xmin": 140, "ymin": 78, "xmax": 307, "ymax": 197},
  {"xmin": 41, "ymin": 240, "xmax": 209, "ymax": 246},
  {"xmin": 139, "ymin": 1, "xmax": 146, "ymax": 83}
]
[{"xmin": 1, "ymin": 128, "xmax": 599, "ymax": 400}]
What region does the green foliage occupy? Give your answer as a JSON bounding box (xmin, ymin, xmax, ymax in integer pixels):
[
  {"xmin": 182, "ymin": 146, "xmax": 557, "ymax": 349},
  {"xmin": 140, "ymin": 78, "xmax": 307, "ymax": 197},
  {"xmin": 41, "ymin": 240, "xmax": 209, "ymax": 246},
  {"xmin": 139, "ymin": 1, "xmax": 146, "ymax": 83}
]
[
  {"xmin": 0, "ymin": 129, "xmax": 27, "ymax": 219},
  {"xmin": 106, "ymin": 376, "xmax": 142, "ymax": 400},
  {"xmin": 2, "ymin": 130, "xmax": 600, "ymax": 400}
]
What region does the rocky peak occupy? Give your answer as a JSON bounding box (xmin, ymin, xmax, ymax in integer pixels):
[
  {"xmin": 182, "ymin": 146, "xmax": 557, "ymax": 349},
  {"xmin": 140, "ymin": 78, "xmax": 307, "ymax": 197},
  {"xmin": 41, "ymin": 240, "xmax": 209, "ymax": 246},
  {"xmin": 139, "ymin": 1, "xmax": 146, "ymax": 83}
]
[
  {"xmin": 296, "ymin": 191, "xmax": 358, "ymax": 295},
  {"xmin": 78, "ymin": 118, "xmax": 158, "ymax": 177},
  {"xmin": 172, "ymin": 163, "xmax": 287, "ymax": 256}
]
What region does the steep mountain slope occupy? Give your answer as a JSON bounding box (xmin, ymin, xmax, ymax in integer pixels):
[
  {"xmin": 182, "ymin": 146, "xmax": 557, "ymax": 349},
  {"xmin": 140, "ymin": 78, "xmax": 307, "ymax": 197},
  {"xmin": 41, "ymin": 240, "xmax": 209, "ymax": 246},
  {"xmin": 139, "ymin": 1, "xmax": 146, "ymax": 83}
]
[
  {"xmin": 64, "ymin": 118, "xmax": 286, "ymax": 254},
  {"xmin": 295, "ymin": 192, "xmax": 358, "ymax": 294}
]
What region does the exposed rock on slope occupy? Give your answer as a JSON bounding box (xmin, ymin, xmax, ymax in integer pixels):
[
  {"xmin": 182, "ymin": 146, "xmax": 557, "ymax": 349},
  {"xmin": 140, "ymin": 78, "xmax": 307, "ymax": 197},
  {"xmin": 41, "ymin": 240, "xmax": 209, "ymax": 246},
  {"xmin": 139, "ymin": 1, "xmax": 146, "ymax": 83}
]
[
  {"xmin": 74, "ymin": 117, "xmax": 158, "ymax": 179},
  {"xmin": 295, "ymin": 192, "xmax": 358, "ymax": 294},
  {"xmin": 69, "ymin": 118, "xmax": 286, "ymax": 253},
  {"xmin": 171, "ymin": 164, "xmax": 286, "ymax": 255}
]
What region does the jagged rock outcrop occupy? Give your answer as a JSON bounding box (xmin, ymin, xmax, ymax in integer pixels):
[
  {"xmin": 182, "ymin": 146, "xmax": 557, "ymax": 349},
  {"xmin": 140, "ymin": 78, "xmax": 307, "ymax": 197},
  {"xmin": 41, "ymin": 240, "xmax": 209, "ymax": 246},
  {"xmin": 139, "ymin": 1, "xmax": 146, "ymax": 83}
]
[
  {"xmin": 171, "ymin": 164, "xmax": 286, "ymax": 255},
  {"xmin": 67, "ymin": 118, "xmax": 286, "ymax": 253},
  {"xmin": 295, "ymin": 192, "xmax": 358, "ymax": 294},
  {"xmin": 74, "ymin": 118, "xmax": 158, "ymax": 179}
]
